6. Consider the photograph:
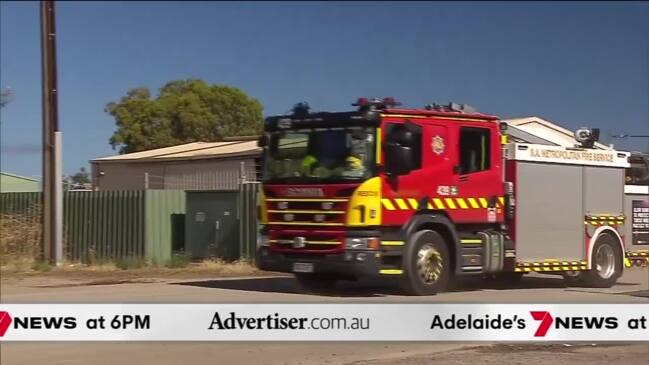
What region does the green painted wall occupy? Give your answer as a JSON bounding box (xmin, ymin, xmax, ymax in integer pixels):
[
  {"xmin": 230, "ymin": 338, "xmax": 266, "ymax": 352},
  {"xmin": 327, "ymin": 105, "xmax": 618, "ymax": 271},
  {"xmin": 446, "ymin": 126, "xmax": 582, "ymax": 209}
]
[
  {"xmin": 1, "ymin": 173, "xmax": 40, "ymax": 192},
  {"xmin": 145, "ymin": 190, "xmax": 186, "ymax": 265}
]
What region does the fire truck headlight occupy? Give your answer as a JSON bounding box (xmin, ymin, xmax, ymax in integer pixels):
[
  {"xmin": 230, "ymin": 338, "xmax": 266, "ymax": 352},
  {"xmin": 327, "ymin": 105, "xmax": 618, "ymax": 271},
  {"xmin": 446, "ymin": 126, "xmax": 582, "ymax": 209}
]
[
  {"xmin": 321, "ymin": 202, "xmax": 334, "ymax": 210},
  {"xmin": 314, "ymin": 214, "xmax": 325, "ymax": 222},
  {"xmin": 345, "ymin": 237, "xmax": 379, "ymax": 250},
  {"xmin": 283, "ymin": 213, "xmax": 294, "ymax": 221},
  {"xmin": 277, "ymin": 201, "xmax": 289, "ymax": 209}
]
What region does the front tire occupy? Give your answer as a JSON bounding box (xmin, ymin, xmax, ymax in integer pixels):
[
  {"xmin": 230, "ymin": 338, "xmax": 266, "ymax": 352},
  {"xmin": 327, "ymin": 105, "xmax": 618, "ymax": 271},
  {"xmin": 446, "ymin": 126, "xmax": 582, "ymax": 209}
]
[
  {"xmin": 581, "ymin": 233, "xmax": 623, "ymax": 288},
  {"xmin": 399, "ymin": 230, "xmax": 451, "ymax": 296}
]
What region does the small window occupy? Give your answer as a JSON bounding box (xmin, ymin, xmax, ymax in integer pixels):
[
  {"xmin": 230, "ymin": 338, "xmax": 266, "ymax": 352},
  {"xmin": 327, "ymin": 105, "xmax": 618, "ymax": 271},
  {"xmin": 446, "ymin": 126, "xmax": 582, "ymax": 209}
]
[{"xmin": 459, "ymin": 127, "xmax": 490, "ymax": 174}]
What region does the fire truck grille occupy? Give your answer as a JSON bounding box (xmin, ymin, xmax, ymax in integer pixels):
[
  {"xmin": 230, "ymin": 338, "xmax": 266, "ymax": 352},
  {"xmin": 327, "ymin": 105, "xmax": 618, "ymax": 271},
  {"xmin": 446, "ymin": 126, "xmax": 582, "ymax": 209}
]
[{"xmin": 266, "ymin": 198, "xmax": 348, "ymax": 226}]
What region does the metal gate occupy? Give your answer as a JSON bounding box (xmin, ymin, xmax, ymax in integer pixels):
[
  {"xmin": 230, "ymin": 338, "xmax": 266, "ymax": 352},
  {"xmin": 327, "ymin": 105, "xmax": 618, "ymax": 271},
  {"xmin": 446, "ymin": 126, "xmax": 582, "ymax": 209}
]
[{"xmin": 185, "ymin": 191, "xmax": 239, "ymax": 260}]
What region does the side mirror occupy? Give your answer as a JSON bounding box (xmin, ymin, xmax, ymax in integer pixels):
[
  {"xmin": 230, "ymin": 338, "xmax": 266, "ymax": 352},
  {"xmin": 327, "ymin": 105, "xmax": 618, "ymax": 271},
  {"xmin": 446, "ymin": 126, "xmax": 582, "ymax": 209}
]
[
  {"xmin": 257, "ymin": 135, "xmax": 268, "ymax": 148},
  {"xmin": 384, "ymin": 143, "xmax": 413, "ymax": 176}
]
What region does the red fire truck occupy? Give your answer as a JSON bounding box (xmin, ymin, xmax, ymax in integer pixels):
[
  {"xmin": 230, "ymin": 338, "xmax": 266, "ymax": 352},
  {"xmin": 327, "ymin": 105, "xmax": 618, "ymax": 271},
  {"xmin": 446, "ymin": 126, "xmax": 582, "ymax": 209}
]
[{"xmin": 255, "ymin": 98, "xmax": 649, "ymax": 295}]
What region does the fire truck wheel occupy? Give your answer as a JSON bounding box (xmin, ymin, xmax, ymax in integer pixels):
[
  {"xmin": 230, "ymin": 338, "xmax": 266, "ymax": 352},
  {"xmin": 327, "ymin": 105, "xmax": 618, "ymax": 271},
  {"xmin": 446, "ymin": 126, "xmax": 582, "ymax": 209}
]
[
  {"xmin": 581, "ymin": 233, "xmax": 623, "ymax": 288},
  {"xmin": 399, "ymin": 230, "xmax": 451, "ymax": 296},
  {"xmin": 294, "ymin": 273, "xmax": 339, "ymax": 293}
]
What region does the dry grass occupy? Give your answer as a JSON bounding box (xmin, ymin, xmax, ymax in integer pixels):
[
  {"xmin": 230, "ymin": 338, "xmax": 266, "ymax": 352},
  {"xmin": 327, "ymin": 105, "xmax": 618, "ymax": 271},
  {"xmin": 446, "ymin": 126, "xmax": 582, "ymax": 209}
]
[
  {"xmin": 0, "ymin": 258, "xmax": 263, "ymax": 281},
  {"xmin": 0, "ymin": 209, "xmax": 43, "ymax": 271}
]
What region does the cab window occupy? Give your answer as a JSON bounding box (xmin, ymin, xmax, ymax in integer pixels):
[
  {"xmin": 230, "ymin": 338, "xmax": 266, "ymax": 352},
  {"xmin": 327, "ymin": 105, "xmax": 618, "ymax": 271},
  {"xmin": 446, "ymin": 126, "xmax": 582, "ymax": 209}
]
[{"xmin": 459, "ymin": 127, "xmax": 490, "ymax": 174}]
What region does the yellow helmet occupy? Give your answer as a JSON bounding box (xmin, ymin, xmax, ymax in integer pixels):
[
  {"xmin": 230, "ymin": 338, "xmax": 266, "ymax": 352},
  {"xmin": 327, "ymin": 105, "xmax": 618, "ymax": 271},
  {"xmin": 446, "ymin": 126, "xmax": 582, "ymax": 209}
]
[{"xmin": 346, "ymin": 156, "xmax": 362, "ymax": 170}]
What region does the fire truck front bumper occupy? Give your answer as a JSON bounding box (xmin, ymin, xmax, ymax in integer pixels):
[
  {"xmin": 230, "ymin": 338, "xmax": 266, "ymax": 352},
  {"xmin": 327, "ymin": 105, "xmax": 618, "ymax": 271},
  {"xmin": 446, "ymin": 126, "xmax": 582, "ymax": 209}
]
[{"xmin": 256, "ymin": 248, "xmax": 381, "ymax": 278}]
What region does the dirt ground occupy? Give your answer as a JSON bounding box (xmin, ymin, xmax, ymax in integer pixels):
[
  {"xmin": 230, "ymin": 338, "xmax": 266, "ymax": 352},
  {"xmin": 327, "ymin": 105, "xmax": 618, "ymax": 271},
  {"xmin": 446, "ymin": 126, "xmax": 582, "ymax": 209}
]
[{"xmin": 351, "ymin": 343, "xmax": 649, "ymax": 365}]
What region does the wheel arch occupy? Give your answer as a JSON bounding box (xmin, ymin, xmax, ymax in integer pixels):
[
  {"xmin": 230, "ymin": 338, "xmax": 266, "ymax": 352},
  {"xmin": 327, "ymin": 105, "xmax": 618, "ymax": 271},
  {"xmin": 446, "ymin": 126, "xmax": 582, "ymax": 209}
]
[
  {"xmin": 403, "ymin": 212, "xmax": 460, "ymax": 275},
  {"xmin": 587, "ymin": 226, "xmax": 625, "ymax": 270}
]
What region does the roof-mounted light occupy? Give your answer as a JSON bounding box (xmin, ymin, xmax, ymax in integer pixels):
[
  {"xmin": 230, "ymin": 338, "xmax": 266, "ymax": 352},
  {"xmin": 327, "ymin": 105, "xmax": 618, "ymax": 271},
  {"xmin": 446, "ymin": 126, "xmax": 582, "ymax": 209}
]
[
  {"xmin": 425, "ymin": 102, "xmax": 476, "ymax": 114},
  {"xmin": 352, "ymin": 97, "xmax": 401, "ymax": 112}
]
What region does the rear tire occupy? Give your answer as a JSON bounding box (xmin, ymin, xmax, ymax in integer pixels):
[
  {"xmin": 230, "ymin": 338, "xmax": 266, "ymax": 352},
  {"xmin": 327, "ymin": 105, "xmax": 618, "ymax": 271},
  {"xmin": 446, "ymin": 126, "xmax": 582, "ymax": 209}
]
[
  {"xmin": 581, "ymin": 233, "xmax": 623, "ymax": 288},
  {"xmin": 295, "ymin": 273, "xmax": 338, "ymax": 293},
  {"xmin": 399, "ymin": 230, "xmax": 451, "ymax": 296}
]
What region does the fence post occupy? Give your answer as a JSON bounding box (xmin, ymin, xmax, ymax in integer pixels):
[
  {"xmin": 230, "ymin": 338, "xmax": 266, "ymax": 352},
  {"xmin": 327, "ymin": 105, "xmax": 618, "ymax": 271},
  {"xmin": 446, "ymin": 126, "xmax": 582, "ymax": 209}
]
[
  {"xmin": 144, "ymin": 172, "xmax": 149, "ymax": 189},
  {"xmin": 239, "ymin": 161, "xmax": 246, "ymax": 184}
]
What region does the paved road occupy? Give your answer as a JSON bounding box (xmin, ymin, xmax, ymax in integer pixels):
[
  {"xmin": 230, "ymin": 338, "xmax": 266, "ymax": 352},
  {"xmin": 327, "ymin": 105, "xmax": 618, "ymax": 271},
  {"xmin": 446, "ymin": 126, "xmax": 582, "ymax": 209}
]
[{"xmin": 1, "ymin": 269, "xmax": 647, "ymax": 365}]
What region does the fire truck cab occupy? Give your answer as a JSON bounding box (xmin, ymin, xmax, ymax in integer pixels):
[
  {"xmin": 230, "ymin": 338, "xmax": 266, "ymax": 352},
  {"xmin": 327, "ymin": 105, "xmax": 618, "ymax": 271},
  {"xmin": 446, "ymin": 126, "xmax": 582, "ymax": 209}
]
[{"xmin": 256, "ymin": 98, "xmax": 647, "ymax": 295}]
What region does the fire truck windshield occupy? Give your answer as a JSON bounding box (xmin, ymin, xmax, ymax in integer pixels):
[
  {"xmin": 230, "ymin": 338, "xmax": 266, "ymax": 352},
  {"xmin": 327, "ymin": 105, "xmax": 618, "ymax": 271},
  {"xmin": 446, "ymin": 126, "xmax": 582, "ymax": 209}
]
[{"xmin": 263, "ymin": 127, "xmax": 376, "ymax": 183}]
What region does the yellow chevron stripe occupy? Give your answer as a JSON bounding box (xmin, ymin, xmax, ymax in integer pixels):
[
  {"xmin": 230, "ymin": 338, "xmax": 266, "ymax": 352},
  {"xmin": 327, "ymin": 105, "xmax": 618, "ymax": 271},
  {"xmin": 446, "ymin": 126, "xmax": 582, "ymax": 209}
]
[
  {"xmin": 468, "ymin": 198, "xmax": 480, "ymax": 209},
  {"xmin": 444, "ymin": 198, "xmax": 457, "ymax": 209},
  {"xmin": 407, "ymin": 198, "xmax": 419, "ymax": 210},
  {"xmin": 456, "ymin": 198, "xmax": 468, "ymax": 209},
  {"xmin": 479, "ymin": 198, "xmax": 488, "ymax": 208},
  {"xmin": 382, "ymin": 199, "xmax": 396, "ymax": 210},
  {"xmin": 394, "ymin": 198, "xmax": 409, "ymax": 210},
  {"xmin": 498, "ymin": 197, "xmax": 505, "ymax": 207},
  {"xmin": 433, "ymin": 198, "xmax": 445, "ymax": 209},
  {"xmin": 427, "ymin": 202, "xmax": 434, "ymax": 209}
]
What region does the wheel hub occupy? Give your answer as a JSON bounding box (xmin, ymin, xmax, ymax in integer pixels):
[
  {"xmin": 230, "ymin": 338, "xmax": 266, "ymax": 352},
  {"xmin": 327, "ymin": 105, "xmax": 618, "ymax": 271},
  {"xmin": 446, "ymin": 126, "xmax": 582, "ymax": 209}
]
[
  {"xmin": 416, "ymin": 244, "xmax": 443, "ymax": 284},
  {"xmin": 595, "ymin": 244, "xmax": 615, "ymax": 279}
]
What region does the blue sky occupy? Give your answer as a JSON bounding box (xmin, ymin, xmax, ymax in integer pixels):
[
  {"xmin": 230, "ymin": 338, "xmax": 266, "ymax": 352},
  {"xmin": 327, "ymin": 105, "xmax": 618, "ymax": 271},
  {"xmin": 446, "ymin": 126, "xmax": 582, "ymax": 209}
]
[{"xmin": 1, "ymin": 1, "xmax": 648, "ymax": 178}]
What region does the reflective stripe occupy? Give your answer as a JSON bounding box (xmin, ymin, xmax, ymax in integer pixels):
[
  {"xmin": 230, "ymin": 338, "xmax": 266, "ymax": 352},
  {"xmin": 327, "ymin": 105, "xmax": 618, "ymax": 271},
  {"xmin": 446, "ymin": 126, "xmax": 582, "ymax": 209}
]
[
  {"xmin": 382, "ymin": 199, "xmax": 396, "ymax": 210},
  {"xmin": 394, "ymin": 198, "xmax": 409, "ymax": 210},
  {"xmin": 479, "ymin": 198, "xmax": 488, "ymax": 208},
  {"xmin": 379, "ymin": 269, "xmax": 403, "ymax": 275},
  {"xmin": 381, "ymin": 241, "xmax": 405, "ymax": 246},
  {"xmin": 380, "ymin": 197, "xmax": 506, "ymax": 211},
  {"xmin": 498, "ymin": 197, "xmax": 505, "ymax": 207},
  {"xmin": 468, "ymin": 198, "xmax": 480, "ymax": 209},
  {"xmin": 460, "ymin": 239, "xmax": 483, "ymax": 244}
]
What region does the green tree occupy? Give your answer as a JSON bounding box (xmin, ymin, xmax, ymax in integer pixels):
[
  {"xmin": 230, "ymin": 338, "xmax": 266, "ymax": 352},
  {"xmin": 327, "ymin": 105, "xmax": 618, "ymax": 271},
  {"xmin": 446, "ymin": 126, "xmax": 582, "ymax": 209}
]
[
  {"xmin": 105, "ymin": 79, "xmax": 263, "ymax": 154},
  {"xmin": 68, "ymin": 167, "xmax": 90, "ymax": 185}
]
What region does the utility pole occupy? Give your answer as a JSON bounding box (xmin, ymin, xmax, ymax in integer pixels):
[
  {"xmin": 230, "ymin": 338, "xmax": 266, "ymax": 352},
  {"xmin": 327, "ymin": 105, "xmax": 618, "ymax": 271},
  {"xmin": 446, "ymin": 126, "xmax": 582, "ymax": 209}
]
[{"xmin": 40, "ymin": 0, "xmax": 63, "ymax": 265}]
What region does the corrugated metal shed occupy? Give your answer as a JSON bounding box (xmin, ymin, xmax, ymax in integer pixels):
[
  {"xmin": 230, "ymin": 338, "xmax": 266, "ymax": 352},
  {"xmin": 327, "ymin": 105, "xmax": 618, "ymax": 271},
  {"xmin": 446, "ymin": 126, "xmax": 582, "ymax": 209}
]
[
  {"xmin": 1, "ymin": 172, "xmax": 40, "ymax": 192},
  {"xmin": 92, "ymin": 141, "xmax": 260, "ymax": 162},
  {"xmin": 91, "ymin": 140, "xmax": 262, "ymax": 191}
]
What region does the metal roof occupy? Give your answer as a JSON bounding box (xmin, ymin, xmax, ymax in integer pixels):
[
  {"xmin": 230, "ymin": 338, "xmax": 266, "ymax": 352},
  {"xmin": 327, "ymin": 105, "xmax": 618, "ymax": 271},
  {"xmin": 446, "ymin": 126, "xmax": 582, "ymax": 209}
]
[
  {"xmin": 91, "ymin": 141, "xmax": 261, "ymax": 163},
  {"xmin": 502, "ymin": 117, "xmax": 612, "ymax": 150},
  {"xmin": 0, "ymin": 172, "xmax": 39, "ymax": 182}
]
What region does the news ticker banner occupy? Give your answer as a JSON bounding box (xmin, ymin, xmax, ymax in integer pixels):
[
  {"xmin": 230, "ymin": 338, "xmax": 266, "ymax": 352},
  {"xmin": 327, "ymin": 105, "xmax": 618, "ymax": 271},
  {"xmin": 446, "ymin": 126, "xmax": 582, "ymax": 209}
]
[{"xmin": 0, "ymin": 304, "xmax": 647, "ymax": 341}]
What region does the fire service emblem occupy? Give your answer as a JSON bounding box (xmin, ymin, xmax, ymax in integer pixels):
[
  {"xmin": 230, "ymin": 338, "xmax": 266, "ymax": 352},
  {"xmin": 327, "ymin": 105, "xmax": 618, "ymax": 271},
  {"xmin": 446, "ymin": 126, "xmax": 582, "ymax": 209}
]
[{"xmin": 432, "ymin": 136, "xmax": 445, "ymax": 155}]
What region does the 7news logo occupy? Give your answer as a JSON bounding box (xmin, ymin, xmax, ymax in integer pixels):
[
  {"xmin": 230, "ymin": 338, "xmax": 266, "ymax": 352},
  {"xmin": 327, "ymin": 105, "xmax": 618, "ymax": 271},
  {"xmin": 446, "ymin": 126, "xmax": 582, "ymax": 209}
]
[
  {"xmin": 0, "ymin": 311, "xmax": 12, "ymax": 337},
  {"xmin": 529, "ymin": 311, "xmax": 618, "ymax": 337},
  {"xmin": 0, "ymin": 310, "xmax": 78, "ymax": 337}
]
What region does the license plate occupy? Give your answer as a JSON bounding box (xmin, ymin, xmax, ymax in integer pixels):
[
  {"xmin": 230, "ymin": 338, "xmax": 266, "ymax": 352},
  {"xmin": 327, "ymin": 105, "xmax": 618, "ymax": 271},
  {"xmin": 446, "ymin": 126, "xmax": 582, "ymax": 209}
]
[{"xmin": 292, "ymin": 262, "xmax": 314, "ymax": 273}]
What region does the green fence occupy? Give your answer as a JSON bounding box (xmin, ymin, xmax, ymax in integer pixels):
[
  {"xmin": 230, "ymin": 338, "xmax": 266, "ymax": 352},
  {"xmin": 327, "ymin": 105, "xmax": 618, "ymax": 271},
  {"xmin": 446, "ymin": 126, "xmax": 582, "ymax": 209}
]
[
  {"xmin": 1, "ymin": 188, "xmax": 258, "ymax": 264},
  {"xmin": 1, "ymin": 190, "xmax": 186, "ymax": 264},
  {"xmin": 0, "ymin": 192, "xmax": 41, "ymax": 217},
  {"xmin": 64, "ymin": 191, "xmax": 146, "ymax": 262}
]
